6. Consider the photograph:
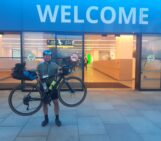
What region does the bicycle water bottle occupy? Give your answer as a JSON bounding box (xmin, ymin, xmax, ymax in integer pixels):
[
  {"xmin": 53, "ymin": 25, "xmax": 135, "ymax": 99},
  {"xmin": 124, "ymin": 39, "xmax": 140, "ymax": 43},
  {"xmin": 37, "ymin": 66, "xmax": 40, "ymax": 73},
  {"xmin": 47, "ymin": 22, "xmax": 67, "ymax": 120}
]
[
  {"xmin": 49, "ymin": 80, "xmax": 56, "ymax": 90},
  {"xmin": 42, "ymin": 82, "xmax": 48, "ymax": 93}
]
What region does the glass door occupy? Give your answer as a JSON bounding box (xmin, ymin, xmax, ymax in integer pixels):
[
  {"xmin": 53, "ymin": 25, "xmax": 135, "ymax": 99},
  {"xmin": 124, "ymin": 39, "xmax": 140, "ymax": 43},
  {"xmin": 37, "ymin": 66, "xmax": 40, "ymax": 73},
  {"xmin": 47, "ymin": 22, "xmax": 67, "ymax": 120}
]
[
  {"xmin": 56, "ymin": 35, "xmax": 83, "ymax": 79},
  {"xmin": 141, "ymin": 35, "xmax": 161, "ymax": 89},
  {"xmin": 84, "ymin": 34, "xmax": 136, "ymax": 89}
]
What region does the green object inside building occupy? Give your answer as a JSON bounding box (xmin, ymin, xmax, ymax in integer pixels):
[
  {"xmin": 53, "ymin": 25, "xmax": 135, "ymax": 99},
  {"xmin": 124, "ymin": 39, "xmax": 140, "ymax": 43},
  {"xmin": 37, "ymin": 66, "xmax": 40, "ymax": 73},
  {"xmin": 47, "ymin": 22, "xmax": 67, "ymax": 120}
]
[{"xmin": 87, "ymin": 53, "xmax": 91, "ymax": 64}]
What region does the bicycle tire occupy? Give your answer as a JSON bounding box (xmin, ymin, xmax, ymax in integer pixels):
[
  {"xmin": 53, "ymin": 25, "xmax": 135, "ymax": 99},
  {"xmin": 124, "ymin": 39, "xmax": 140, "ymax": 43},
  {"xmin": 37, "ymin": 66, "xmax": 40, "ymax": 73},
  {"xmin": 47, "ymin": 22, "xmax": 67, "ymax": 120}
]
[
  {"xmin": 58, "ymin": 76, "xmax": 87, "ymax": 107},
  {"xmin": 8, "ymin": 84, "xmax": 43, "ymax": 116}
]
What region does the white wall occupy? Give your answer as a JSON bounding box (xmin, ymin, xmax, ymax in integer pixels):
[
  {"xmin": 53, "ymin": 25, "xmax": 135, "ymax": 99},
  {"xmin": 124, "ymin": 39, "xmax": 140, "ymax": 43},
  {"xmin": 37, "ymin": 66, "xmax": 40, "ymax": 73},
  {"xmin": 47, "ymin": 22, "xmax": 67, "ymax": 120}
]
[{"xmin": 116, "ymin": 35, "xmax": 134, "ymax": 59}]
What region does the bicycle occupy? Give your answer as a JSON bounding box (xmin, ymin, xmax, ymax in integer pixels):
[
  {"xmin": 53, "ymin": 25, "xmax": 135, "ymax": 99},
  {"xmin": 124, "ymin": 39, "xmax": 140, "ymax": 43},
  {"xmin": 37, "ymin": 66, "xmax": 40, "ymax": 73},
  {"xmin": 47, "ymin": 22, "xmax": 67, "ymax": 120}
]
[{"xmin": 8, "ymin": 65, "xmax": 87, "ymax": 116}]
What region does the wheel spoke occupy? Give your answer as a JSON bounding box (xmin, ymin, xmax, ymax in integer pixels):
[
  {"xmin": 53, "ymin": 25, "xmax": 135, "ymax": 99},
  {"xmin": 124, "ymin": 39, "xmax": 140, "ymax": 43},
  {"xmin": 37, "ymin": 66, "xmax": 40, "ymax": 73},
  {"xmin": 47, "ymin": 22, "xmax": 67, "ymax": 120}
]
[
  {"xmin": 8, "ymin": 84, "xmax": 43, "ymax": 116},
  {"xmin": 59, "ymin": 77, "xmax": 87, "ymax": 107}
]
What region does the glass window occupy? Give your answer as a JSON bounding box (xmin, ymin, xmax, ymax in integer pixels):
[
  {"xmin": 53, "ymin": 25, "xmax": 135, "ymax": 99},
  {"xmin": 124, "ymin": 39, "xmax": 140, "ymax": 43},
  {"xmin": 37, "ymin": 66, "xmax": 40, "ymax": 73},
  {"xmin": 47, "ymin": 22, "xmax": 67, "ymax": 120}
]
[
  {"xmin": 23, "ymin": 32, "xmax": 56, "ymax": 70},
  {"xmin": 23, "ymin": 33, "xmax": 83, "ymax": 80},
  {"xmin": 0, "ymin": 33, "xmax": 21, "ymax": 88},
  {"xmin": 141, "ymin": 35, "xmax": 161, "ymax": 89},
  {"xmin": 57, "ymin": 35, "xmax": 83, "ymax": 79}
]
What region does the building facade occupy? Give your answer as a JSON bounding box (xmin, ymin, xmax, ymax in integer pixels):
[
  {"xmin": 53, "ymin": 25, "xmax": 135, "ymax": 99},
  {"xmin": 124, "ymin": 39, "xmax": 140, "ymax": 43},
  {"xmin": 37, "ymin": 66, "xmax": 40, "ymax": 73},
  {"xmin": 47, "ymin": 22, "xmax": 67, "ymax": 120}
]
[{"xmin": 0, "ymin": 0, "xmax": 161, "ymax": 90}]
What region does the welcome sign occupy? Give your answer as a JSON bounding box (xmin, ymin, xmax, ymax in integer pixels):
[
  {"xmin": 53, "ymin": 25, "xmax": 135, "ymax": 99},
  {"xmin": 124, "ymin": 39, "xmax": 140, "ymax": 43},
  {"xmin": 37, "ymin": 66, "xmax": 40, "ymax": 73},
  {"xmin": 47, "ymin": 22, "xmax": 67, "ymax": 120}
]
[
  {"xmin": 0, "ymin": 0, "xmax": 161, "ymax": 33},
  {"xmin": 36, "ymin": 5, "xmax": 149, "ymax": 25}
]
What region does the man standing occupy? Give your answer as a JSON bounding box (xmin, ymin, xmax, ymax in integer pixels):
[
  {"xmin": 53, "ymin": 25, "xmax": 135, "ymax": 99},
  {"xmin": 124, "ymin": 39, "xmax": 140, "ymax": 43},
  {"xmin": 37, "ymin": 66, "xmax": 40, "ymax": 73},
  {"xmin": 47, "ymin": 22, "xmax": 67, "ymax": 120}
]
[{"xmin": 37, "ymin": 50, "xmax": 62, "ymax": 127}]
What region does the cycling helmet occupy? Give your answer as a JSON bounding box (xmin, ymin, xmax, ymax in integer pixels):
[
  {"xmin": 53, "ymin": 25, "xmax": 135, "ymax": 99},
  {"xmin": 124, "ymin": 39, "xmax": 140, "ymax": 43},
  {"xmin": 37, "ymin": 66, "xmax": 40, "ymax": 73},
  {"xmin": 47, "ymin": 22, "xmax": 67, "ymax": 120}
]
[{"xmin": 43, "ymin": 50, "xmax": 52, "ymax": 56}]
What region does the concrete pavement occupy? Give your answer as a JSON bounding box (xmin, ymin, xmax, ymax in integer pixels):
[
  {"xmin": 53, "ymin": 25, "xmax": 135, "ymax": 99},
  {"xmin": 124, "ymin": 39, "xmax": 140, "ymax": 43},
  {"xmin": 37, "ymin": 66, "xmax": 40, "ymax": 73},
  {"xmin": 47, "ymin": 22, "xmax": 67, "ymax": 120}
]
[{"xmin": 1, "ymin": 89, "xmax": 161, "ymax": 141}]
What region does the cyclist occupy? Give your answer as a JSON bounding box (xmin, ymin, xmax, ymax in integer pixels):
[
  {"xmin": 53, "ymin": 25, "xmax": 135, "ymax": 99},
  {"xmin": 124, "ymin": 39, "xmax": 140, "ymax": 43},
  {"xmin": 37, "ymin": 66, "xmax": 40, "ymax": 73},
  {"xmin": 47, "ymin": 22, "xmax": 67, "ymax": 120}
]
[{"xmin": 37, "ymin": 50, "xmax": 62, "ymax": 127}]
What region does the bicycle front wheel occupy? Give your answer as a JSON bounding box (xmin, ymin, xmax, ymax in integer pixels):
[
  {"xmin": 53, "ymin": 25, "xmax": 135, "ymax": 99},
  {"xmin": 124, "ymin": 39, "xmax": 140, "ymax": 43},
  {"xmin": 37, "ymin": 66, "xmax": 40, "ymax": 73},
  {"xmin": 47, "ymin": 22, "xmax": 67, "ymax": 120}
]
[
  {"xmin": 8, "ymin": 84, "xmax": 43, "ymax": 116},
  {"xmin": 58, "ymin": 76, "xmax": 87, "ymax": 107}
]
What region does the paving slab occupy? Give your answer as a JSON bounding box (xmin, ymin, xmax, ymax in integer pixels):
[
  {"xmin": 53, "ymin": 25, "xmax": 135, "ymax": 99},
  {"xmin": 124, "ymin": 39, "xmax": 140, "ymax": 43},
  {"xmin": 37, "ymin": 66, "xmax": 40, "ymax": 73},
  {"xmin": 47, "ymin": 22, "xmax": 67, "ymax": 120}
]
[
  {"xmin": 15, "ymin": 137, "xmax": 47, "ymax": 141},
  {"xmin": 126, "ymin": 116, "xmax": 161, "ymax": 134},
  {"xmin": 78, "ymin": 117, "xmax": 106, "ymax": 135},
  {"xmin": 0, "ymin": 127, "xmax": 22, "ymax": 141},
  {"xmin": 0, "ymin": 89, "xmax": 161, "ymax": 141},
  {"xmin": 48, "ymin": 125, "xmax": 79, "ymax": 141},
  {"xmin": 19, "ymin": 117, "xmax": 50, "ymax": 137},
  {"xmin": 105, "ymin": 123, "xmax": 144, "ymax": 141},
  {"xmin": 79, "ymin": 134, "xmax": 111, "ymax": 141}
]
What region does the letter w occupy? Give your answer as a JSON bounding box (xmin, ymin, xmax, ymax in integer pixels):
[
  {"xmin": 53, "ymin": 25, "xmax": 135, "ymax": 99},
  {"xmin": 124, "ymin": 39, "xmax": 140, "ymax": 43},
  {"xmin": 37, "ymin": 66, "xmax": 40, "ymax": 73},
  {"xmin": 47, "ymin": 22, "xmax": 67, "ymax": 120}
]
[{"xmin": 36, "ymin": 5, "xmax": 59, "ymax": 22}]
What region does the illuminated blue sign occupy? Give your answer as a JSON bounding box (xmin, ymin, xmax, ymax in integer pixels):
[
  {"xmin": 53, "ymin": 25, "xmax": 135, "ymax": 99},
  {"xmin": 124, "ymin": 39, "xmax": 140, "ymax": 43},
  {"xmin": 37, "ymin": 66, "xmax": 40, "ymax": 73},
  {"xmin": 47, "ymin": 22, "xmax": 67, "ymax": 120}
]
[{"xmin": 0, "ymin": 0, "xmax": 161, "ymax": 33}]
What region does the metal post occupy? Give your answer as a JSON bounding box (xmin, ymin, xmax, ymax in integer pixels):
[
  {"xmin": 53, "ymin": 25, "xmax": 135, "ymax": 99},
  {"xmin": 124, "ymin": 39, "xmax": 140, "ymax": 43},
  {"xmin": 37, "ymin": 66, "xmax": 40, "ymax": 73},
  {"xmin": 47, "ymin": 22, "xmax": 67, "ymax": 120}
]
[
  {"xmin": 20, "ymin": 32, "xmax": 24, "ymax": 85},
  {"xmin": 82, "ymin": 34, "xmax": 85, "ymax": 82},
  {"xmin": 135, "ymin": 34, "xmax": 142, "ymax": 90}
]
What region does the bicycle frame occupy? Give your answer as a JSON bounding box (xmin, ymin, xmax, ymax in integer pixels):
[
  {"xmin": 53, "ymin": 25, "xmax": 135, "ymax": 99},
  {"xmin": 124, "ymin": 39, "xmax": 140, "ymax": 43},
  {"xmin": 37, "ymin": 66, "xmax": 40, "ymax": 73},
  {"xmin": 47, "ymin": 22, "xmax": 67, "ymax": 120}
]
[
  {"xmin": 8, "ymin": 64, "xmax": 87, "ymax": 116},
  {"xmin": 35, "ymin": 73, "xmax": 74, "ymax": 102}
]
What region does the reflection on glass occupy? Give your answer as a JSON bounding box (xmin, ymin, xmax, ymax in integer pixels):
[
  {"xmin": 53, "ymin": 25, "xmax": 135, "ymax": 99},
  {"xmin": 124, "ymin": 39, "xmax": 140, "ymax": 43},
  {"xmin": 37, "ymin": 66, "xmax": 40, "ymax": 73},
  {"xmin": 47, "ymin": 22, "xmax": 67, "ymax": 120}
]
[
  {"xmin": 0, "ymin": 33, "xmax": 21, "ymax": 88},
  {"xmin": 57, "ymin": 35, "xmax": 83, "ymax": 79},
  {"xmin": 23, "ymin": 33, "xmax": 83, "ymax": 81},
  {"xmin": 141, "ymin": 35, "xmax": 161, "ymax": 89}
]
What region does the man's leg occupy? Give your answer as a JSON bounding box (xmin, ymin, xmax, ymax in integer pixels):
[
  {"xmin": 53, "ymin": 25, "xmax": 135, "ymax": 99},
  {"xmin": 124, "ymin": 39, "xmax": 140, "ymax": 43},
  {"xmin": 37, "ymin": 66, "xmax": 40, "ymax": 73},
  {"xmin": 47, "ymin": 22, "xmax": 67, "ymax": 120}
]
[
  {"xmin": 53, "ymin": 99, "xmax": 62, "ymax": 126},
  {"xmin": 41, "ymin": 103, "xmax": 49, "ymax": 127}
]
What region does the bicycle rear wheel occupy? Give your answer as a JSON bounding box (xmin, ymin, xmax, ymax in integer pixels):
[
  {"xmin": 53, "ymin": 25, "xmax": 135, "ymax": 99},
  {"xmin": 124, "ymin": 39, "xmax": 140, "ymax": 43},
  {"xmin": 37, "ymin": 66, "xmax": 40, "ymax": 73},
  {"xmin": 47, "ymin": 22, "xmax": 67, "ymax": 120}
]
[
  {"xmin": 8, "ymin": 84, "xmax": 43, "ymax": 116},
  {"xmin": 58, "ymin": 76, "xmax": 87, "ymax": 107}
]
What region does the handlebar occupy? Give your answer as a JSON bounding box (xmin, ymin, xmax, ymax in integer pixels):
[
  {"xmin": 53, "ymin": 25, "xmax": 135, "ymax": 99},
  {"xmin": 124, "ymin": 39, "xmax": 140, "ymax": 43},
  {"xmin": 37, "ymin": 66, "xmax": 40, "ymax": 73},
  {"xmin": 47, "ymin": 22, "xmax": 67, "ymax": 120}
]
[{"xmin": 38, "ymin": 65, "xmax": 72, "ymax": 81}]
